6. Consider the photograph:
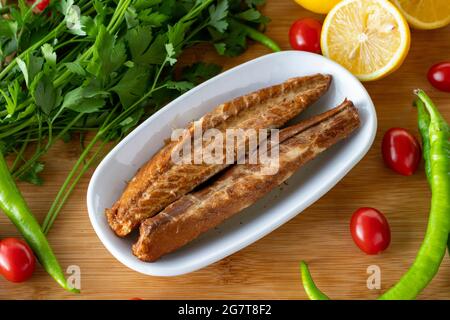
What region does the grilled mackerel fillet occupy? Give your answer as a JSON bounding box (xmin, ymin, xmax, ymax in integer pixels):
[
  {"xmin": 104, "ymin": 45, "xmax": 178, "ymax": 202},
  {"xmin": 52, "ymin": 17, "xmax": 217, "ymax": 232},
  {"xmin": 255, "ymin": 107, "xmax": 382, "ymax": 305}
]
[
  {"xmin": 106, "ymin": 74, "xmax": 332, "ymax": 236},
  {"xmin": 133, "ymin": 100, "xmax": 360, "ymax": 261}
]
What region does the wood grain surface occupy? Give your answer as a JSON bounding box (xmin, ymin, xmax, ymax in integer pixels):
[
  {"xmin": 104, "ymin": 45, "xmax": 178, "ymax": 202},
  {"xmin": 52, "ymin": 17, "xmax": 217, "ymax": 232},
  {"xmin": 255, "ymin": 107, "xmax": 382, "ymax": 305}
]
[{"xmin": 1, "ymin": 0, "xmax": 449, "ymax": 300}]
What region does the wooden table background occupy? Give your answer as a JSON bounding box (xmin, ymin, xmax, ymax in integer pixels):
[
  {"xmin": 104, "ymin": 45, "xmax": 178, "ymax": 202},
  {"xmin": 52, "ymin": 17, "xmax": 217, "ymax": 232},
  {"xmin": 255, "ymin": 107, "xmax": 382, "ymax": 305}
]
[{"xmin": 1, "ymin": 1, "xmax": 449, "ymax": 300}]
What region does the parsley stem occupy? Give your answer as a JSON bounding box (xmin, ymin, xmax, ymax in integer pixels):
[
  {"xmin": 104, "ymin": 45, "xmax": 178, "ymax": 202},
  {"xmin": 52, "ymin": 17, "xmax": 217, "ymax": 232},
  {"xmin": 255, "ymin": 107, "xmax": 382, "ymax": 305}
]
[
  {"xmin": 183, "ymin": 0, "xmax": 214, "ymax": 22},
  {"xmin": 12, "ymin": 113, "xmax": 84, "ymax": 179},
  {"xmin": 42, "ymin": 138, "xmax": 110, "ymax": 234},
  {"xmin": 0, "ymin": 117, "xmax": 32, "ymax": 132},
  {"xmin": 11, "ymin": 132, "xmax": 31, "ymax": 172},
  {"xmin": 0, "ymin": 116, "xmax": 36, "ymax": 139},
  {"xmin": 108, "ymin": 0, "xmax": 133, "ymax": 33},
  {"xmin": 42, "ymin": 106, "xmax": 119, "ymax": 232},
  {"xmin": 15, "ymin": 126, "xmax": 98, "ymax": 136},
  {"xmin": 54, "ymin": 38, "xmax": 91, "ymax": 51}
]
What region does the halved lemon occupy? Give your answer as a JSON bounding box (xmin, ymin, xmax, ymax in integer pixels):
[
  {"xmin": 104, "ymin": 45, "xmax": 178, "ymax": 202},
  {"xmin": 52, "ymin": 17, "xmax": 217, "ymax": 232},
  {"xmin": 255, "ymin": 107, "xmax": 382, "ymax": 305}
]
[
  {"xmin": 321, "ymin": 0, "xmax": 411, "ymax": 81},
  {"xmin": 392, "ymin": 0, "xmax": 450, "ymax": 30}
]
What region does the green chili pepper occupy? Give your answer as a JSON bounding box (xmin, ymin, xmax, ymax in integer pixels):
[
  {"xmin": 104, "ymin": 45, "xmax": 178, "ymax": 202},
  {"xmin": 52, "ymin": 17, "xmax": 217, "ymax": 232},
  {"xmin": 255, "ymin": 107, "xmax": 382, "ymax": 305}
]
[
  {"xmin": 379, "ymin": 90, "xmax": 450, "ymax": 299},
  {"xmin": 0, "ymin": 152, "xmax": 78, "ymax": 293},
  {"xmin": 299, "ymin": 90, "xmax": 450, "ymax": 300},
  {"xmin": 300, "ymin": 262, "xmax": 329, "ymax": 300},
  {"xmin": 231, "ymin": 19, "xmax": 281, "ymax": 53},
  {"xmin": 417, "ymin": 98, "xmax": 450, "ymax": 258}
]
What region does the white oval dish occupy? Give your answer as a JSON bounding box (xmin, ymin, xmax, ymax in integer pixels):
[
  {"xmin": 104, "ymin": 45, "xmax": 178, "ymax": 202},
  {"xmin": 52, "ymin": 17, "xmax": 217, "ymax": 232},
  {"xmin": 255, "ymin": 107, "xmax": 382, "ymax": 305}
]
[{"xmin": 87, "ymin": 51, "xmax": 377, "ymax": 276}]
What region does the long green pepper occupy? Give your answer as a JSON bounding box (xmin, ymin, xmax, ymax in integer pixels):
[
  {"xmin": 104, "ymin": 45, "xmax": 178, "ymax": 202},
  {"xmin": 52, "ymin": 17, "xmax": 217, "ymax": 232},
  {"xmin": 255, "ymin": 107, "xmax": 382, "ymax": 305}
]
[
  {"xmin": 417, "ymin": 96, "xmax": 450, "ymax": 258},
  {"xmin": 299, "ymin": 90, "xmax": 450, "ymax": 300},
  {"xmin": 0, "ymin": 151, "xmax": 77, "ymax": 293}
]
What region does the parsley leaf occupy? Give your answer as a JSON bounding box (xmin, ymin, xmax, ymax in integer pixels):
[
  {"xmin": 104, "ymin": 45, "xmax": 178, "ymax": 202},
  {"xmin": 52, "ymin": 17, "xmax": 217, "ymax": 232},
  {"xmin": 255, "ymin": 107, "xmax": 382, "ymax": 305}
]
[
  {"xmin": 32, "ymin": 74, "xmax": 57, "ymax": 115},
  {"xmin": 137, "ymin": 33, "xmax": 167, "ymax": 65},
  {"xmin": 0, "ymin": 20, "xmax": 18, "ymax": 38},
  {"xmin": 0, "ymin": 80, "xmax": 20, "ymax": 115},
  {"xmin": 41, "ymin": 43, "xmax": 57, "ymax": 73},
  {"xmin": 19, "ymin": 161, "xmax": 44, "ymax": 185},
  {"xmin": 214, "ymin": 42, "xmax": 226, "ymax": 55},
  {"xmin": 166, "ymin": 80, "xmax": 194, "ymax": 92},
  {"xmin": 16, "ymin": 58, "xmax": 29, "ymax": 86},
  {"xmin": 165, "ymin": 43, "xmax": 177, "ymax": 66},
  {"xmin": 125, "ymin": 25, "xmax": 153, "ymax": 61},
  {"xmin": 64, "ymin": 62, "xmax": 86, "ymax": 76},
  {"xmin": 16, "ymin": 54, "xmax": 43, "ymax": 87},
  {"xmin": 112, "ymin": 65, "xmax": 151, "ymax": 108},
  {"xmin": 125, "ymin": 7, "xmax": 139, "ymax": 29},
  {"xmin": 167, "ymin": 20, "xmax": 194, "ymax": 54},
  {"xmin": 209, "ymin": 0, "xmax": 229, "ymax": 33},
  {"xmin": 61, "ymin": 85, "xmax": 109, "ymax": 113},
  {"xmin": 138, "ymin": 9, "xmax": 169, "ymax": 27},
  {"xmin": 87, "ymin": 26, "xmax": 127, "ymax": 81},
  {"xmin": 236, "ymin": 8, "xmax": 261, "ymax": 21}
]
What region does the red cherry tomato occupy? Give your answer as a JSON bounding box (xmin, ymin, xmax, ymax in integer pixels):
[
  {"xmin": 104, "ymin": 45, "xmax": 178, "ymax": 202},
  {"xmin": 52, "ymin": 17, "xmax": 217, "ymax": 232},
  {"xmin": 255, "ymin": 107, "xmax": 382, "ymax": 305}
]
[
  {"xmin": 0, "ymin": 238, "xmax": 36, "ymax": 283},
  {"xmin": 27, "ymin": 0, "xmax": 50, "ymax": 12},
  {"xmin": 428, "ymin": 62, "xmax": 450, "ymax": 92},
  {"xmin": 350, "ymin": 208, "xmax": 391, "ymax": 255},
  {"xmin": 382, "ymin": 128, "xmax": 421, "ymax": 176},
  {"xmin": 289, "ymin": 18, "xmax": 322, "ymax": 54}
]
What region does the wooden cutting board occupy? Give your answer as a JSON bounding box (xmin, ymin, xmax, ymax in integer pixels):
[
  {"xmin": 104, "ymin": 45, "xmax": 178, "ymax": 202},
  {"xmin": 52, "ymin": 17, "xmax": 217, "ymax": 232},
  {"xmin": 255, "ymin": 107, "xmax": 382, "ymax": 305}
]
[{"xmin": 1, "ymin": 1, "xmax": 449, "ymax": 300}]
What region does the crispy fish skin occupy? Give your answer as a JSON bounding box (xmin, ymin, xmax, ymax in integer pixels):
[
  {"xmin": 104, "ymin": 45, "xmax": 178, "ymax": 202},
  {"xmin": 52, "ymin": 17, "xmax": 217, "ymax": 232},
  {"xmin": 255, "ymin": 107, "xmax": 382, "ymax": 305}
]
[
  {"xmin": 106, "ymin": 74, "xmax": 332, "ymax": 237},
  {"xmin": 132, "ymin": 100, "xmax": 360, "ymax": 262}
]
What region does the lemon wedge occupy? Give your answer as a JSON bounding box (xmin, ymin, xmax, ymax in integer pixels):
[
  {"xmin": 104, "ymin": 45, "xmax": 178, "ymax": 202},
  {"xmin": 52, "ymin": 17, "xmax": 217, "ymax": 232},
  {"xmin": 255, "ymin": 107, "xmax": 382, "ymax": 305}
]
[
  {"xmin": 392, "ymin": 0, "xmax": 450, "ymax": 30},
  {"xmin": 321, "ymin": 0, "xmax": 411, "ymax": 81}
]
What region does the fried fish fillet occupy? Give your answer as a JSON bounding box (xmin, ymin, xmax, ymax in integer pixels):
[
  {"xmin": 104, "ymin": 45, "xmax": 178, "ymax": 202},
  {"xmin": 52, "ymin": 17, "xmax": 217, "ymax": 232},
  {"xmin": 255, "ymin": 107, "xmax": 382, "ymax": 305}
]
[
  {"xmin": 132, "ymin": 100, "xmax": 360, "ymax": 261},
  {"xmin": 106, "ymin": 74, "xmax": 332, "ymax": 236}
]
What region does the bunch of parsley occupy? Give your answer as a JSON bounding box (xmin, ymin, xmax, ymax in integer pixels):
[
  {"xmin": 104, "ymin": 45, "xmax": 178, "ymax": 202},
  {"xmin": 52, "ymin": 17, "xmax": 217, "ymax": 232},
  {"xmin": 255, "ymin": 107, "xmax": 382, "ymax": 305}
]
[{"xmin": 0, "ymin": 0, "xmax": 278, "ymax": 233}]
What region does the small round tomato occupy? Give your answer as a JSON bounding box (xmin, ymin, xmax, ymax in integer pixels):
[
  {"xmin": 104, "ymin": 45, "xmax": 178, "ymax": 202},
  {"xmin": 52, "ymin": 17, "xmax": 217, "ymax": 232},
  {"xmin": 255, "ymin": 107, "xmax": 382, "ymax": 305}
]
[
  {"xmin": 0, "ymin": 238, "xmax": 36, "ymax": 283},
  {"xmin": 289, "ymin": 18, "xmax": 322, "ymax": 54},
  {"xmin": 350, "ymin": 208, "xmax": 391, "ymax": 255},
  {"xmin": 382, "ymin": 128, "xmax": 421, "ymax": 176},
  {"xmin": 428, "ymin": 62, "xmax": 450, "ymax": 92}
]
